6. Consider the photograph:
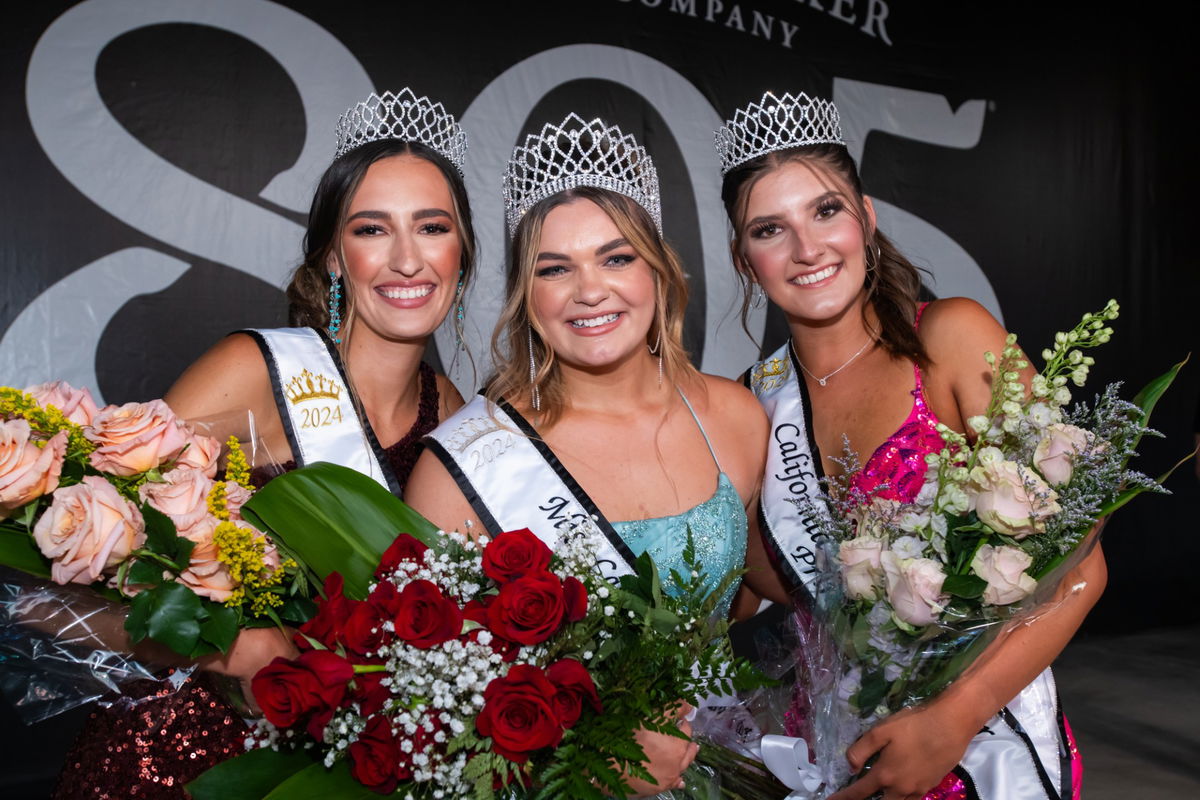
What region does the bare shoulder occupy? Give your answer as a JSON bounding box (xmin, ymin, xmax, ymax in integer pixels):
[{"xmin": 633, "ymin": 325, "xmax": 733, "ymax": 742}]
[
  {"xmin": 693, "ymin": 372, "xmax": 767, "ymax": 429},
  {"xmin": 403, "ymin": 448, "xmax": 483, "ymax": 535},
  {"xmin": 432, "ymin": 372, "xmax": 466, "ymax": 421},
  {"xmin": 164, "ymin": 333, "xmax": 271, "ymax": 421},
  {"xmin": 690, "ymin": 373, "xmax": 769, "ymax": 498},
  {"xmin": 918, "ymin": 298, "xmax": 1008, "ymax": 359}
]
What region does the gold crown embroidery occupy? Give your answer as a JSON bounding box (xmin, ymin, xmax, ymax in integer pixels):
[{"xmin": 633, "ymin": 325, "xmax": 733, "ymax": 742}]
[
  {"xmin": 285, "ymin": 369, "xmax": 342, "ymax": 405},
  {"xmin": 751, "ymin": 357, "xmax": 789, "ymax": 392}
]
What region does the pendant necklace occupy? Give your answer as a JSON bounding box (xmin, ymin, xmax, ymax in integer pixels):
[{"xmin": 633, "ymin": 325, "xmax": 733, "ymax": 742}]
[{"xmin": 791, "ymin": 336, "xmax": 876, "ymax": 386}]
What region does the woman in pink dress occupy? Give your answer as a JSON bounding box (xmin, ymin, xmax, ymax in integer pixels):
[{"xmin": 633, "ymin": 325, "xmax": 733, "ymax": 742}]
[{"xmin": 718, "ymin": 92, "xmax": 1100, "ymax": 800}]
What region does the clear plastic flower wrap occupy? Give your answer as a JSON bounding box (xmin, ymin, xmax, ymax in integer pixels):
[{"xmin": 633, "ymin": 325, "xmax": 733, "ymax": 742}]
[{"xmin": 0, "ymin": 397, "xmax": 308, "ymax": 722}]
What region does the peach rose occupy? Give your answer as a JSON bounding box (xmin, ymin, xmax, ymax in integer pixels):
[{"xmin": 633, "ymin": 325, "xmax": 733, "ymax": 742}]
[
  {"xmin": 33, "ymin": 475, "xmax": 146, "ymax": 584},
  {"xmin": 881, "ymin": 551, "xmax": 948, "ymax": 627},
  {"xmin": 839, "ymin": 536, "xmax": 885, "ymax": 601},
  {"xmin": 970, "ymin": 460, "xmax": 1061, "ymax": 539},
  {"xmin": 172, "ymin": 432, "xmax": 220, "ymax": 478},
  {"xmin": 1033, "ymin": 424, "xmax": 1091, "ymax": 487},
  {"xmin": 86, "ymin": 400, "xmax": 191, "ymax": 476},
  {"xmin": 178, "ymin": 522, "xmax": 238, "ymax": 603},
  {"xmin": 971, "ymin": 544, "xmax": 1038, "ymax": 606},
  {"xmin": 0, "ymin": 420, "xmax": 67, "ymax": 519},
  {"xmin": 139, "ymin": 467, "xmax": 214, "ymax": 537},
  {"xmin": 23, "ymin": 381, "xmax": 99, "ymax": 426},
  {"xmin": 224, "ymin": 480, "xmax": 253, "ymax": 522}
]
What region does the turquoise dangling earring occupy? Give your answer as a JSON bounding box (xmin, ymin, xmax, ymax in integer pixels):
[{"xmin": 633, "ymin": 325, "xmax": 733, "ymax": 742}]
[
  {"xmin": 454, "ymin": 276, "xmax": 465, "ymax": 349},
  {"xmin": 327, "ymin": 271, "xmax": 343, "ymax": 344}
]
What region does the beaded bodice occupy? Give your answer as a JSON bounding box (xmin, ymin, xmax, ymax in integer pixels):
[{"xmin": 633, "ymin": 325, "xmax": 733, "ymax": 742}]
[{"xmin": 847, "ymin": 304, "xmax": 945, "ymax": 503}]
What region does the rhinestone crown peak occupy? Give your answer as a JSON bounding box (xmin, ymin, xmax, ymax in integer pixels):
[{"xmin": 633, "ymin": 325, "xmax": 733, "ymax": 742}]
[
  {"xmin": 714, "ymin": 91, "xmax": 844, "ymax": 175},
  {"xmin": 502, "ymin": 112, "xmax": 662, "ymax": 236},
  {"xmin": 334, "ymin": 88, "xmax": 467, "ymax": 173}
]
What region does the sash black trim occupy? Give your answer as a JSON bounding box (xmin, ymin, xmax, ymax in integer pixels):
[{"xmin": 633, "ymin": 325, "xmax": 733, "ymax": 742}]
[
  {"xmin": 314, "ymin": 329, "xmax": 402, "ymax": 497},
  {"xmin": 495, "ymin": 397, "xmax": 638, "ymax": 571},
  {"xmin": 998, "ymin": 706, "xmax": 1061, "ymax": 800},
  {"xmin": 1055, "ymin": 692, "xmax": 1073, "ymax": 800},
  {"xmin": 424, "ymin": 437, "xmax": 502, "ymax": 535},
  {"xmin": 238, "ymin": 329, "xmax": 301, "ymax": 467},
  {"xmin": 786, "ymin": 343, "xmax": 826, "ymax": 485},
  {"xmin": 951, "ymin": 766, "xmax": 980, "ymax": 800}
]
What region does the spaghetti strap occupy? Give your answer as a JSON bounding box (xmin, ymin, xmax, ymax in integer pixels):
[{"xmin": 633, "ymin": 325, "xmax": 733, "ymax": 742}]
[{"xmin": 677, "ymin": 388, "xmax": 723, "ymax": 472}]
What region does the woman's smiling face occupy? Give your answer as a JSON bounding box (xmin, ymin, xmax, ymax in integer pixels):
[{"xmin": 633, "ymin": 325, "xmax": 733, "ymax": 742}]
[
  {"xmin": 529, "ymin": 198, "xmax": 657, "ymax": 371},
  {"xmin": 333, "ymin": 154, "xmax": 462, "ymax": 344},
  {"xmin": 738, "ymin": 160, "xmax": 875, "ymax": 325}
]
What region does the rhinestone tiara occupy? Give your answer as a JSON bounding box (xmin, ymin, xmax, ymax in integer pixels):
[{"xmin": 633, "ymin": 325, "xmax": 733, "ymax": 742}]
[
  {"xmin": 502, "ymin": 113, "xmax": 662, "ymax": 236},
  {"xmin": 714, "ymin": 91, "xmax": 843, "ymax": 175},
  {"xmin": 334, "ymin": 88, "xmax": 467, "ymax": 174}
]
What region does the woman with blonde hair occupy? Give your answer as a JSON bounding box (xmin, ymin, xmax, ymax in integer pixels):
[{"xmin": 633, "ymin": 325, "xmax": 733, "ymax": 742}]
[{"xmin": 405, "ymin": 113, "xmax": 769, "ymax": 795}]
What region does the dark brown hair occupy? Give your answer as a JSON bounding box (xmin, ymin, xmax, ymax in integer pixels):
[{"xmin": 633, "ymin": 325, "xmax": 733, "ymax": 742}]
[
  {"xmin": 721, "ymin": 143, "xmax": 929, "ymax": 366},
  {"xmin": 286, "ymin": 139, "xmax": 477, "ymax": 347}
]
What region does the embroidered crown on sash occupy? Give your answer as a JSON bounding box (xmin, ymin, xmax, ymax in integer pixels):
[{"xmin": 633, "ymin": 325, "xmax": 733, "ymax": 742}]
[{"xmin": 285, "ymin": 369, "xmax": 342, "ymax": 405}]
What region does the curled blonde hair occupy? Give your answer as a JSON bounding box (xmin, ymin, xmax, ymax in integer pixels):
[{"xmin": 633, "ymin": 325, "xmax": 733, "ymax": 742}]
[{"xmin": 487, "ymin": 187, "xmax": 697, "ymax": 425}]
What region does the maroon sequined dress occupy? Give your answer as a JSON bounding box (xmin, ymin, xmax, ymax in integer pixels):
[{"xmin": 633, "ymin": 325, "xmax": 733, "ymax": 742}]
[{"xmin": 52, "ymin": 363, "xmax": 440, "ymax": 800}]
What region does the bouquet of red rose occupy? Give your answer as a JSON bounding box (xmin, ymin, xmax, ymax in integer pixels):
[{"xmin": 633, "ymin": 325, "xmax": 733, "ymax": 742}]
[{"xmin": 188, "ymin": 464, "xmax": 764, "ymax": 800}]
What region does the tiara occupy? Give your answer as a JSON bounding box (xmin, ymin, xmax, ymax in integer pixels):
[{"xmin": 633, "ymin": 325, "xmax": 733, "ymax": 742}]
[
  {"xmin": 502, "ymin": 113, "xmax": 662, "ymax": 236},
  {"xmin": 714, "ymin": 91, "xmax": 843, "ymax": 175},
  {"xmin": 334, "ymin": 89, "xmax": 467, "ymax": 173}
]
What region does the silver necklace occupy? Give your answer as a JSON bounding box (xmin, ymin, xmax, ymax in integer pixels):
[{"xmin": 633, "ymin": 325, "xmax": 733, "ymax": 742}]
[{"xmin": 791, "ymin": 336, "xmax": 875, "ymax": 386}]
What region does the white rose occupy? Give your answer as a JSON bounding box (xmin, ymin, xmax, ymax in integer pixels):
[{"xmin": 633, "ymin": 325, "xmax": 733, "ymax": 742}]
[
  {"xmin": 1033, "ymin": 423, "xmax": 1091, "ymax": 487},
  {"xmin": 839, "ymin": 536, "xmax": 885, "ymax": 601},
  {"xmin": 969, "ymin": 460, "xmax": 1061, "ymax": 539},
  {"xmin": 971, "ymin": 544, "xmax": 1038, "ymax": 606},
  {"xmin": 880, "ymin": 551, "xmax": 948, "ymax": 627}
]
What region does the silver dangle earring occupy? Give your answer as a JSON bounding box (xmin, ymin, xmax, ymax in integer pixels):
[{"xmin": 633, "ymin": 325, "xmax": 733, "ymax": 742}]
[
  {"xmin": 751, "ymin": 283, "xmax": 766, "ymax": 308},
  {"xmin": 327, "ymin": 271, "xmax": 343, "ymax": 344},
  {"xmin": 527, "ymin": 324, "xmax": 541, "ymax": 411},
  {"xmin": 647, "ymin": 329, "xmax": 664, "ymax": 387}
]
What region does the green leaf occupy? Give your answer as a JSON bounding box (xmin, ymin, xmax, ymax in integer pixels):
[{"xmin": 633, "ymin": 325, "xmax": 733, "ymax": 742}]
[
  {"xmin": 243, "ymin": 462, "xmax": 437, "ymax": 600},
  {"xmin": 125, "ymin": 589, "xmax": 153, "ymax": 642},
  {"xmin": 646, "ymin": 607, "xmax": 681, "ymax": 636},
  {"xmin": 0, "ymin": 525, "xmax": 50, "ymax": 578},
  {"xmin": 132, "ymin": 582, "xmax": 203, "ymax": 655},
  {"xmin": 856, "ymin": 668, "xmax": 888, "ymax": 711},
  {"xmin": 127, "ymin": 558, "xmax": 165, "ymax": 586},
  {"xmin": 199, "ymin": 600, "xmax": 239, "ymax": 652},
  {"xmin": 1100, "ymin": 447, "xmax": 1195, "ymax": 516},
  {"xmin": 262, "ymin": 759, "xmax": 384, "ymax": 800},
  {"xmin": 942, "ymin": 574, "xmax": 987, "ymax": 599},
  {"xmin": 1131, "ymin": 354, "xmax": 1187, "ymax": 433},
  {"xmin": 278, "ymin": 595, "xmax": 318, "ymax": 625},
  {"xmin": 141, "ymin": 503, "xmax": 181, "ymax": 556},
  {"xmin": 186, "ymin": 746, "xmax": 318, "ymax": 800}
]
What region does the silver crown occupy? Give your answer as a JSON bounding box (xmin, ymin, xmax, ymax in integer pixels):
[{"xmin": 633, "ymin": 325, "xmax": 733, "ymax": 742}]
[
  {"xmin": 714, "ymin": 91, "xmax": 843, "ymax": 175},
  {"xmin": 334, "ymin": 89, "xmax": 467, "ymax": 173},
  {"xmin": 502, "ymin": 113, "xmax": 662, "ymax": 236}
]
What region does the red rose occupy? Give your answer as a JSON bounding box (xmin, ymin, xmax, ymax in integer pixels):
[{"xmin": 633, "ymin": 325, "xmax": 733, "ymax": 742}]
[
  {"xmin": 462, "ymin": 598, "xmax": 521, "ymax": 662},
  {"xmin": 477, "ymin": 665, "xmax": 563, "ymax": 762},
  {"xmin": 352, "ymin": 670, "xmax": 392, "ymax": 717},
  {"xmin": 349, "ymin": 715, "xmax": 403, "ymax": 793},
  {"xmin": 367, "ymin": 579, "xmax": 401, "ymax": 616},
  {"xmin": 486, "ymin": 572, "xmax": 567, "ymax": 646},
  {"xmin": 394, "ymin": 579, "xmax": 463, "ymax": 648},
  {"xmin": 375, "ymin": 533, "xmax": 429, "ymax": 578},
  {"xmin": 562, "ymin": 576, "xmax": 588, "ymax": 622},
  {"xmin": 482, "ymin": 529, "xmax": 551, "ymax": 583},
  {"xmin": 296, "ymin": 573, "xmax": 352, "ymax": 650},
  {"xmin": 251, "ymin": 650, "xmax": 354, "ymax": 733},
  {"xmin": 546, "ymin": 658, "xmax": 601, "ymax": 728},
  {"xmin": 342, "ymin": 601, "xmax": 389, "ymax": 656}
]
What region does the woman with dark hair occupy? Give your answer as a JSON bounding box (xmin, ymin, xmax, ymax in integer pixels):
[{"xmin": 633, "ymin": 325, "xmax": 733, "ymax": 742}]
[
  {"xmin": 405, "ymin": 114, "xmax": 769, "ymax": 795},
  {"xmin": 52, "ymin": 89, "xmax": 476, "ymax": 799},
  {"xmin": 719, "ymin": 92, "xmax": 1100, "ymax": 800}
]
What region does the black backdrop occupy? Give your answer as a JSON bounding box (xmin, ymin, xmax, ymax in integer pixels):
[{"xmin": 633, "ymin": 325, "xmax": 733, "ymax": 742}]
[{"xmin": 1, "ymin": 2, "xmax": 1197, "ymax": 794}]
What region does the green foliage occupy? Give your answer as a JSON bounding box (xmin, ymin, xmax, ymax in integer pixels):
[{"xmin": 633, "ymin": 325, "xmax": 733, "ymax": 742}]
[
  {"xmin": 242, "ymin": 462, "xmax": 437, "ymax": 600},
  {"xmin": 186, "ymin": 746, "xmax": 319, "ymax": 800}
]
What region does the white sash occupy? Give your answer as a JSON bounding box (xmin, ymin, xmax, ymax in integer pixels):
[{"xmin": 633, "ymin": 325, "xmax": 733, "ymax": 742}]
[
  {"xmin": 245, "ymin": 327, "xmax": 397, "ymax": 495},
  {"xmin": 424, "ymin": 395, "xmax": 636, "ymax": 583},
  {"xmin": 746, "ymin": 343, "xmax": 831, "ymax": 596}
]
